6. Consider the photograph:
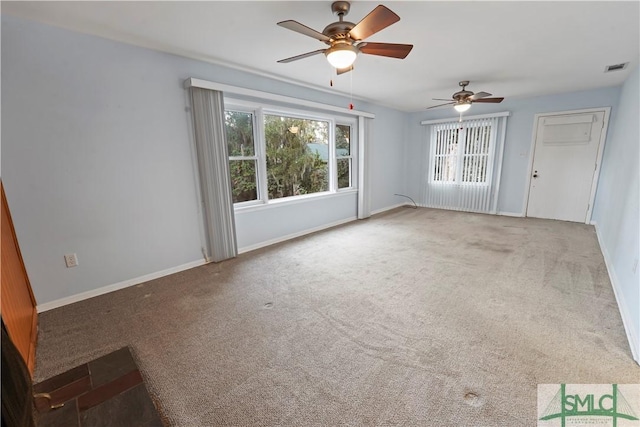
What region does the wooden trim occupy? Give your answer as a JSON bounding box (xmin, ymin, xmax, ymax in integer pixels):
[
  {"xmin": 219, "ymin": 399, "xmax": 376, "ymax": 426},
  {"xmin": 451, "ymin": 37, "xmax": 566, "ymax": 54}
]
[
  {"xmin": 1, "ymin": 182, "xmax": 38, "ymax": 376},
  {"xmin": 27, "ymin": 310, "xmax": 38, "ymax": 375},
  {"xmin": 1, "ymin": 185, "xmax": 37, "ymax": 307}
]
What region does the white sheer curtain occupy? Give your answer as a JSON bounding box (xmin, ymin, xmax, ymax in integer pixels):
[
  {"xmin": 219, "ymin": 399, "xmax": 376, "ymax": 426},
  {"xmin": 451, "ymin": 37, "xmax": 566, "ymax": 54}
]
[{"xmin": 189, "ymin": 87, "xmax": 237, "ymax": 262}]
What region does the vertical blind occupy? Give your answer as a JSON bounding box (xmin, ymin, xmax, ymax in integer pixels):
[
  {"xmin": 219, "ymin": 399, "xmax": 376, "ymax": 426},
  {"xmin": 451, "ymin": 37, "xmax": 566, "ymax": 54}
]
[
  {"xmin": 190, "ymin": 87, "xmax": 238, "ymax": 262},
  {"xmin": 357, "ymin": 116, "xmax": 373, "ymax": 219},
  {"xmin": 424, "ymin": 114, "xmax": 507, "ymax": 214}
]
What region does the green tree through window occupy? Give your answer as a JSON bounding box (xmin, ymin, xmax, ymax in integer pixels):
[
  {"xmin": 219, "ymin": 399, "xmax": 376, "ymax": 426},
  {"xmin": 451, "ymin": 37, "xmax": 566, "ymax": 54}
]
[
  {"xmin": 226, "ymin": 107, "xmax": 353, "ymax": 204},
  {"xmin": 226, "ymin": 111, "xmax": 258, "ymax": 203},
  {"xmin": 264, "ymin": 115, "xmax": 328, "ymax": 199},
  {"xmin": 336, "ymin": 124, "xmax": 352, "ymax": 189}
]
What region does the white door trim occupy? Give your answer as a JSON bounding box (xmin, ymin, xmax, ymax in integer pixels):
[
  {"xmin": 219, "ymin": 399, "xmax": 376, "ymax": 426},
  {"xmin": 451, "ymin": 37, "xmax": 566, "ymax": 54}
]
[{"xmin": 522, "ymin": 107, "xmax": 611, "ymax": 223}]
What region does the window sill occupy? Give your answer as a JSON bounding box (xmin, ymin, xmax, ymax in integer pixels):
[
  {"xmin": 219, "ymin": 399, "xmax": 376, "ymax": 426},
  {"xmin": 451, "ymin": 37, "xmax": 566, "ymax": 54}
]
[{"xmin": 234, "ymin": 189, "xmax": 357, "ymax": 214}]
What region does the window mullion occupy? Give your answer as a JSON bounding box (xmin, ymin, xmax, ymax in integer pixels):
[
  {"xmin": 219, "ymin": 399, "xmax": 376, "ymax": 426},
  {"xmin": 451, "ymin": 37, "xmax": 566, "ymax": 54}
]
[
  {"xmin": 255, "ymin": 107, "xmax": 268, "ymax": 203},
  {"xmin": 329, "ymin": 119, "xmax": 337, "ymax": 192},
  {"xmin": 349, "ymin": 122, "xmax": 357, "ymax": 189}
]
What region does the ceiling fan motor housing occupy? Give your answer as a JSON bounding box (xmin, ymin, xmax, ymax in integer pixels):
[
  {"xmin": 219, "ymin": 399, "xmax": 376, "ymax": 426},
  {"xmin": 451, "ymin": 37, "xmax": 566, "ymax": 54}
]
[
  {"xmin": 453, "ymin": 80, "xmax": 473, "ymax": 101},
  {"xmin": 453, "ymin": 90, "xmax": 474, "ymax": 101},
  {"xmin": 325, "ymin": 1, "xmax": 356, "ymax": 42},
  {"xmin": 323, "ymin": 21, "xmax": 356, "ymax": 42}
]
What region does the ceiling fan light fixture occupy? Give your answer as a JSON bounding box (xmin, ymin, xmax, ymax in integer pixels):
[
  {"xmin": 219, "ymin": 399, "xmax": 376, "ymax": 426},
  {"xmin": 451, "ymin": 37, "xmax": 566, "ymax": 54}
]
[
  {"xmin": 454, "ymin": 102, "xmax": 471, "ymax": 113},
  {"xmin": 325, "ymin": 44, "xmax": 358, "ymax": 69}
]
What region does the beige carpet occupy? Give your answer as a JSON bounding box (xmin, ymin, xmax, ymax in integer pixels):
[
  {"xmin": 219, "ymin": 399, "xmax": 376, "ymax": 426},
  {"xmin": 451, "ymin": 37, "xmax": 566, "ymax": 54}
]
[{"xmin": 34, "ymin": 207, "xmax": 639, "ymax": 426}]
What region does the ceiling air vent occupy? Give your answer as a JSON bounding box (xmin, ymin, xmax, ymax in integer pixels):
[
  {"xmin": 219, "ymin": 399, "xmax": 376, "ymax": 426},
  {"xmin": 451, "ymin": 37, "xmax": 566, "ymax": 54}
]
[{"xmin": 604, "ymin": 62, "xmax": 629, "ymax": 73}]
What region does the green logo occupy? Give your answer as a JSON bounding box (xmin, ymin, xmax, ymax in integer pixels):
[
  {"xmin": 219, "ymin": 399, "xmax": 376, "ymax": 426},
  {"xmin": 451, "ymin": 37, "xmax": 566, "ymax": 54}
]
[{"xmin": 538, "ymin": 384, "xmax": 639, "ymax": 427}]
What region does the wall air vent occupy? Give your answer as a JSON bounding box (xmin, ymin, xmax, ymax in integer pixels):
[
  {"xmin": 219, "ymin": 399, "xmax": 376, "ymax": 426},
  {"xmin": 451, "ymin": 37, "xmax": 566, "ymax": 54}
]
[{"xmin": 604, "ymin": 62, "xmax": 629, "ymax": 73}]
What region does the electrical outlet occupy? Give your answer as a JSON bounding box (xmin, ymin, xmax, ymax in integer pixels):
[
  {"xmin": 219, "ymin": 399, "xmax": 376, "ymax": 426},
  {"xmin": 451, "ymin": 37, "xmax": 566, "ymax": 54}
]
[{"xmin": 64, "ymin": 253, "xmax": 79, "ymax": 268}]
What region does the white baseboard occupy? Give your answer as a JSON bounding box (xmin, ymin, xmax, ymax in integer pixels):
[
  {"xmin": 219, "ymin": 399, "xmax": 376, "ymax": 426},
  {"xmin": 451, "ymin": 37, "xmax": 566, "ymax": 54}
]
[
  {"xmin": 593, "ymin": 222, "xmax": 640, "ymax": 364},
  {"xmin": 414, "ymin": 205, "xmax": 522, "ymax": 218},
  {"xmin": 498, "ymin": 211, "xmax": 524, "ymax": 217},
  {"xmin": 36, "ymin": 259, "xmax": 208, "ymax": 313},
  {"xmin": 371, "ymin": 203, "xmax": 408, "ymax": 216},
  {"xmin": 238, "ymin": 216, "xmax": 357, "ymax": 254}
]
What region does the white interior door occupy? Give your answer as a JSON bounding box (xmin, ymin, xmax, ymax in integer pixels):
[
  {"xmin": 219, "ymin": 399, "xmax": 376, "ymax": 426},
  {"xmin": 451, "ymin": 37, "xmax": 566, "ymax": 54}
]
[{"xmin": 526, "ymin": 110, "xmax": 606, "ymax": 223}]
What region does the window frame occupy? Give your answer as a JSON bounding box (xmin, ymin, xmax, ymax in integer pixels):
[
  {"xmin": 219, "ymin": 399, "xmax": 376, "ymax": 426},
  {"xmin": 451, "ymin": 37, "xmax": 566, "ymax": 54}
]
[
  {"xmin": 225, "ymin": 99, "xmax": 357, "ymax": 209},
  {"xmin": 335, "ymin": 122, "xmax": 355, "ymax": 190},
  {"xmin": 431, "ymin": 121, "xmax": 493, "ymax": 187},
  {"xmin": 226, "ymin": 107, "xmax": 262, "ymax": 207}
]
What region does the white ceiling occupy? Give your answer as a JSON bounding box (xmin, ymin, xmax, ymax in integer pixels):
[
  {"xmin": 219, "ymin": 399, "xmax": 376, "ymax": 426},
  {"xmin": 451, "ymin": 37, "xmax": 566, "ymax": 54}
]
[{"xmin": 3, "ymin": 1, "xmax": 639, "ymax": 112}]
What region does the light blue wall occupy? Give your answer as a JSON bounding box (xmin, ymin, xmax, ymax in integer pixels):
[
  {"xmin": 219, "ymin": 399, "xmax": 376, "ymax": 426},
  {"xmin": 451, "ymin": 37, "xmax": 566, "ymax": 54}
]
[
  {"xmin": 235, "ymin": 192, "xmax": 357, "ymax": 251},
  {"xmin": 2, "ymin": 15, "xmax": 203, "ymax": 305},
  {"xmin": 359, "ymin": 105, "xmax": 408, "ymax": 212},
  {"xmin": 2, "ymin": 14, "xmax": 636, "ymax": 361},
  {"xmin": 592, "ymin": 65, "xmax": 640, "ymax": 358},
  {"xmin": 406, "ymin": 87, "xmax": 621, "ymax": 214},
  {"xmin": 1, "ymin": 15, "xmax": 407, "ymax": 305}
]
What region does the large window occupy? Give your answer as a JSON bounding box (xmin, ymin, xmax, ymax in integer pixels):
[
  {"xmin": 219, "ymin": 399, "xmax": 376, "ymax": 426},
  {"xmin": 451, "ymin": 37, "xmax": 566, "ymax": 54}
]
[
  {"xmin": 264, "ymin": 114, "xmax": 329, "ymax": 199},
  {"xmin": 432, "ymin": 122, "xmax": 492, "ymax": 184},
  {"xmin": 225, "ymin": 104, "xmax": 355, "ymax": 206}
]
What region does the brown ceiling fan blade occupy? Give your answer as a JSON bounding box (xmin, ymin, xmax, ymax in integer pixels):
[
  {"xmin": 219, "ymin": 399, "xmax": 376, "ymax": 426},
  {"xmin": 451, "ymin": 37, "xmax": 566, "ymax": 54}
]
[
  {"xmin": 473, "ymin": 97, "xmax": 504, "ymax": 103},
  {"xmin": 359, "ymin": 42, "xmax": 413, "ymax": 59},
  {"xmin": 277, "ymin": 49, "xmax": 326, "ymax": 63},
  {"xmin": 336, "ymin": 65, "xmax": 354, "ymax": 75},
  {"xmin": 432, "ymin": 98, "xmax": 454, "ymax": 101},
  {"xmin": 277, "ymin": 20, "xmax": 331, "ymax": 42},
  {"xmin": 349, "ymin": 5, "xmax": 400, "ymax": 41},
  {"xmin": 426, "ymin": 102, "xmax": 455, "ymax": 109},
  {"xmin": 469, "ymin": 91, "xmax": 492, "ymax": 100}
]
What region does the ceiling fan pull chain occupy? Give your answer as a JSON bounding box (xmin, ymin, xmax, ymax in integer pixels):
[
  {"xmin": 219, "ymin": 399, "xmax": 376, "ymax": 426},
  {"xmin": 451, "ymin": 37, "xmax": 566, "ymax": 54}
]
[{"xmin": 349, "ymin": 69, "xmax": 354, "ymax": 109}]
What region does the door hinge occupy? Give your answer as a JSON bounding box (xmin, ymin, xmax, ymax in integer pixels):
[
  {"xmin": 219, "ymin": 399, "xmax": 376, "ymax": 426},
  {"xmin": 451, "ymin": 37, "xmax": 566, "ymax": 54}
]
[{"xmin": 595, "ymin": 163, "xmax": 598, "ymax": 171}]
